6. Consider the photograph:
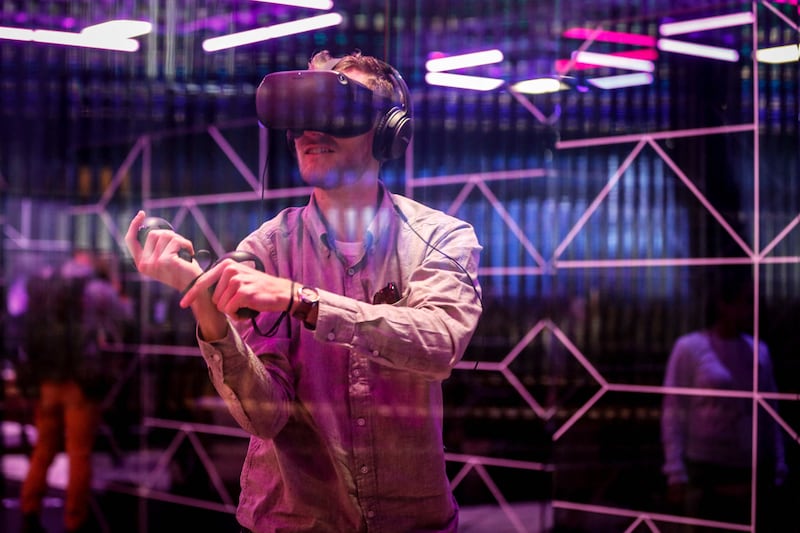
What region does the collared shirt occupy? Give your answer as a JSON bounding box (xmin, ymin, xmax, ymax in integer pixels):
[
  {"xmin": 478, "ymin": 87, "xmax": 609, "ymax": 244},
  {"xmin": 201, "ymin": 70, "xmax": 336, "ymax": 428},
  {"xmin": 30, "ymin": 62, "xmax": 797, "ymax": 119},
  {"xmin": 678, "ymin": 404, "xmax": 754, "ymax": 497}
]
[{"xmin": 198, "ymin": 183, "xmax": 483, "ymax": 533}]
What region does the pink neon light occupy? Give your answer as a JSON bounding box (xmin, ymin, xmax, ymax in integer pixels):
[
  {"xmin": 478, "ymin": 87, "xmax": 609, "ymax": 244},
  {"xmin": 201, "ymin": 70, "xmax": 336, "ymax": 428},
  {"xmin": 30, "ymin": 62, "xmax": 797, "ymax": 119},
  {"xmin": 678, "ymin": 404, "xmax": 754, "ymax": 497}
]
[
  {"xmin": 573, "ymin": 51, "xmax": 654, "ymax": 72},
  {"xmin": 250, "ymin": 0, "xmax": 334, "ymax": 8},
  {"xmin": 659, "ymin": 11, "xmax": 754, "ymax": 36},
  {"xmin": 202, "ymin": 12, "xmax": 342, "ymax": 51},
  {"xmin": 657, "ymin": 38, "xmax": 739, "ymax": 62},
  {"xmin": 555, "ymin": 48, "xmax": 658, "ymax": 72},
  {"xmin": 562, "ymin": 27, "xmax": 657, "ymax": 47}
]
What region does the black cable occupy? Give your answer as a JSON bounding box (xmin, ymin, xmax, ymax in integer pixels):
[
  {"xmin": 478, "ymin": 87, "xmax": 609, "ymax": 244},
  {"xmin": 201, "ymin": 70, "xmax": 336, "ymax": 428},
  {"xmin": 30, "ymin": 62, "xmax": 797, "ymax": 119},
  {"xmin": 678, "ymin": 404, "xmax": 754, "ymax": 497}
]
[{"xmin": 392, "ymin": 203, "xmax": 483, "ymax": 308}]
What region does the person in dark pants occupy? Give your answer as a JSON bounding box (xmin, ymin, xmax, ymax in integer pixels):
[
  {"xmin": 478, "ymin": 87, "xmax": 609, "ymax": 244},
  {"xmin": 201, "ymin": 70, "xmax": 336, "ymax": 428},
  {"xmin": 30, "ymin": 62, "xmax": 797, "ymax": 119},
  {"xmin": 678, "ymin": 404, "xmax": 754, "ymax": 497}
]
[{"xmin": 19, "ymin": 251, "xmax": 132, "ymax": 533}]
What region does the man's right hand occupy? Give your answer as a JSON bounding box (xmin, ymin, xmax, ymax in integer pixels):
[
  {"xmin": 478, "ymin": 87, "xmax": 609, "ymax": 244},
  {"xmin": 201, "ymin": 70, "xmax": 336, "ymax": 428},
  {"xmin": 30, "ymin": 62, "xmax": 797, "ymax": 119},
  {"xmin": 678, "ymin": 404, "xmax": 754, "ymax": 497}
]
[{"xmin": 124, "ymin": 210, "xmax": 203, "ymax": 292}]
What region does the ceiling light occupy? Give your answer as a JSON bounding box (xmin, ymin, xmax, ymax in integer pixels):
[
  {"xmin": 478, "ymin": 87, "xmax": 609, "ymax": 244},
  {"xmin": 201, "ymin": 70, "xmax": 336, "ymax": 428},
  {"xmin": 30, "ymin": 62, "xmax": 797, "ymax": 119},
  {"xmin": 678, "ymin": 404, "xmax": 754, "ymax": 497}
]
[
  {"xmin": 251, "ymin": 0, "xmax": 334, "ymax": 8},
  {"xmin": 657, "ymin": 38, "xmax": 740, "ymax": 62},
  {"xmin": 511, "ymin": 78, "xmax": 570, "ymax": 95},
  {"xmin": 425, "ymin": 49, "xmax": 504, "ymax": 72},
  {"xmin": 587, "ymin": 73, "xmax": 653, "ymax": 90},
  {"xmin": 756, "ymin": 44, "xmax": 800, "ymax": 63},
  {"xmin": 556, "ymin": 49, "xmax": 658, "ymax": 72},
  {"xmin": 0, "ymin": 20, "xmax": 151, "ymax": 52},
  {"xmin": 659, "ymin": 12, "xmax": 754, "ymax": 36},
  {"xmin": 425, "ymin": 72, "xmax": 504, "ymax": 91},
  {"xmin": 573, "ymin": 51, "xmax": 655, "ymax": 72},
  {"xmin": 562, "ymin": 27, "xmax": 656, "ymax": 47},
  {"xmin": 203, "ymin": 12, "xmax": 342, "ymax": 52}
]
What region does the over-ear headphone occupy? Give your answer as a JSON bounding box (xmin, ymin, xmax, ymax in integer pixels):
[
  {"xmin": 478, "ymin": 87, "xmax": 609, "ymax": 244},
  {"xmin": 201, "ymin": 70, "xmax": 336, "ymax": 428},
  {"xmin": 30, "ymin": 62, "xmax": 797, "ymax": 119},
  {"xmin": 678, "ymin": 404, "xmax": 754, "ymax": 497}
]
[{"xmin": 370, "ymin": 61, "xmax": 414, "ymax": 161}]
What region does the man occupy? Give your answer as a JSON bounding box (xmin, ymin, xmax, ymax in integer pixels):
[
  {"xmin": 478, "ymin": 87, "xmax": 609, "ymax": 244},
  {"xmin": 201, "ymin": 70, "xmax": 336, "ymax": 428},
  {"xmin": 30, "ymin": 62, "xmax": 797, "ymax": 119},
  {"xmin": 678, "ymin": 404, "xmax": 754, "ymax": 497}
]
[
  {"xmin": 125, "ymin": 50, "xmax": 483, "ymax": 532},
  {"xmin": 20, "ymin": 251, "xmax": 132, "ymax": 533}
]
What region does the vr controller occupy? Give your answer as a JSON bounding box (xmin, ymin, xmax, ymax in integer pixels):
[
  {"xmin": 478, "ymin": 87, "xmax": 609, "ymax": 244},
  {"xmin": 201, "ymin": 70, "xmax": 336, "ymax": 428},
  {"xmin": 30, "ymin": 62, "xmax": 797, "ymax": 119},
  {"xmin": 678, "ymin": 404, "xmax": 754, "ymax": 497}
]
[
  {"xmin": 137, "ymin": 217, "xmax": 193, "ymax": 262},
  {"xmin": 137, "ymin": 217, "xmax": 265, "ymax": 320},
  {"xmin": 255, "ymin": 70, "xmax": 393, "ymax": 137}
]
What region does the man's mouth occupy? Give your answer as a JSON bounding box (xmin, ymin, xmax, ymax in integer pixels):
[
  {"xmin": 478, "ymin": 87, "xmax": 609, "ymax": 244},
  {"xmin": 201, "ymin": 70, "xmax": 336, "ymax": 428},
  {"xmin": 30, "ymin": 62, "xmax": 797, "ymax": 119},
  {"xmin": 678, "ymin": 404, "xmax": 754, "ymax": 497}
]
[
  {"xmin": 304, "ymin": 146, "xmax": 334, "ymax": 155},
  {"xmin": 305, "ymin": 146, "xmax": 333, "ymax": 154}
]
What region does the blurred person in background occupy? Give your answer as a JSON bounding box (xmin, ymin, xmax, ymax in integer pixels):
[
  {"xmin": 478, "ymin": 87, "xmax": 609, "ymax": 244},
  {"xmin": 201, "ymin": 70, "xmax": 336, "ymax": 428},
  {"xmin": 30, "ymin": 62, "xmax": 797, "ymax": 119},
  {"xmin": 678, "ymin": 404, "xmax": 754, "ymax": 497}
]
[
  {"xmin": 661, "ymin": 265, "xmax": 788, "ymax": 531},
  {"xmin": 19, "ymin": 250, "xmax": 132, "ymax": 533}
]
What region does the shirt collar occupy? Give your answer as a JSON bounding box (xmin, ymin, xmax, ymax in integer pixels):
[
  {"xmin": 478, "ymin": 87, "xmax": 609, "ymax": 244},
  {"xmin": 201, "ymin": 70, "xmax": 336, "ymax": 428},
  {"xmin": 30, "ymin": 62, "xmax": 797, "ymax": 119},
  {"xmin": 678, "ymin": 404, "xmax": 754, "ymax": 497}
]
[{"xmin": 302, "ymin": 182, "xmax": 398, "ymax": 256}]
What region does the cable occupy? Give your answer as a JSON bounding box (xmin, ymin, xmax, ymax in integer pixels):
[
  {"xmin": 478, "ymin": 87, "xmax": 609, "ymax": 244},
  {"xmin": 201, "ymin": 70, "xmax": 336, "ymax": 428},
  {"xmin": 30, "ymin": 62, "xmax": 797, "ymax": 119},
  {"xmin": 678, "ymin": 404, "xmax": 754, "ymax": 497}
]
[{"xmin": 392, "ymin": 202, "xmax": 483, "ymax": 308}]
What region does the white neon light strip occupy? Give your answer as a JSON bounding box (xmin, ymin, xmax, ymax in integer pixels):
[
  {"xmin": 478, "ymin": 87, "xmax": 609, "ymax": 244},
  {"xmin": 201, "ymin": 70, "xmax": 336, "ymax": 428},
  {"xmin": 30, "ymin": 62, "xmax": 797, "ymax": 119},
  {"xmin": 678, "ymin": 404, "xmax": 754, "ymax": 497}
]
[
  {"xmin": 657, "ymin": 38, "xmax": 739, "ymax": 62},
  {"xmin": 659, "ymin": 12, "xmax": 754, "ymax": 36},
  {"xmin": 425, "ymin": 49, "xmax": 504, "ymax": 72},
  {"xmin": 587, "ymin": 72, "xmax": 653, "ymax": 90},
  {"xmin": 573, "ymin": 51, "xmax": 655, "ymax": 72},
  {"xmin": 511, "ymin": 78, "xmax": 568, "ymax": 95},
  {"xmin": 250, "ymin": 0, "xmax": 334, "ymax": 8},
  {"xmin": 0, "ymin": 20, "xmax": 151, "ymax": 52},
  {"xmin": 203, "ymin": 12, "xmax": 342, "ymax": 52},
  {"xmin": 756, "ymin": 44, "xmax": 800, "ymax": 63},
  {"xmin": 424, "ymin": 72, "xmax": 505, "ymax": 91}
]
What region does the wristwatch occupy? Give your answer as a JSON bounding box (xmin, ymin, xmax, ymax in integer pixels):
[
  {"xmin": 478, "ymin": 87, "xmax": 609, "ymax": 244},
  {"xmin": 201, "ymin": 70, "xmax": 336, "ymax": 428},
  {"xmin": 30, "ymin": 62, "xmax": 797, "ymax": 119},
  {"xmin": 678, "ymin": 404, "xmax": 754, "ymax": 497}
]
[{"xmin": 292, "ymin": 284, "xmax": 320, "ymax": 329}]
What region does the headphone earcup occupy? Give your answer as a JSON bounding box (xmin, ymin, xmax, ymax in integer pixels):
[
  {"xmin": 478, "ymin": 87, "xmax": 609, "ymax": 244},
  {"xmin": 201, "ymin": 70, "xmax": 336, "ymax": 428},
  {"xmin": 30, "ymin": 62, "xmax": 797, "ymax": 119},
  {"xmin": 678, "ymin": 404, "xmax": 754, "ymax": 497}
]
[{"xmin": 372, "ymin": 106, "xmax": 413, "ymax": 161}]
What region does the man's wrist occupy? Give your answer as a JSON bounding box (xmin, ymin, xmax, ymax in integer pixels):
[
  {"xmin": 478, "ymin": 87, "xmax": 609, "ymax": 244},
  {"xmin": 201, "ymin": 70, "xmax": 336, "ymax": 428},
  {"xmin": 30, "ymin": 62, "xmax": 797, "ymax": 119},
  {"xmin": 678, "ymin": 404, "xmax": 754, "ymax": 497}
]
[{"xmin": 291, "ymin": 284, "xmax": 320, "ymax": 330}]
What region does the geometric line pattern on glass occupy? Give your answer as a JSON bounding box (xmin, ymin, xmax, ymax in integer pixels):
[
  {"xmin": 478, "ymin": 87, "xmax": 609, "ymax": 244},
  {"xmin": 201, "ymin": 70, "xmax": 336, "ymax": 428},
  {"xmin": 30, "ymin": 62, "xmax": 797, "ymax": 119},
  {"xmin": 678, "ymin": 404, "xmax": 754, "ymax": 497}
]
[{"xmin": 447, "ymin": 453, "xmax": 553, "ymax": 533}]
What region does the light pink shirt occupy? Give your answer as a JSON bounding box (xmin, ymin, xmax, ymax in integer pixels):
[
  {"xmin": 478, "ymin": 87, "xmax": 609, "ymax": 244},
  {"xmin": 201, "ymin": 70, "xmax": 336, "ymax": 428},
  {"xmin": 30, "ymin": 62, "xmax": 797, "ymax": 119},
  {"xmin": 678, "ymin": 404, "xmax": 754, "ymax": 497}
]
[{"xmin": 198, "ymin": 184, "xmax": 483, "ymax": 532}]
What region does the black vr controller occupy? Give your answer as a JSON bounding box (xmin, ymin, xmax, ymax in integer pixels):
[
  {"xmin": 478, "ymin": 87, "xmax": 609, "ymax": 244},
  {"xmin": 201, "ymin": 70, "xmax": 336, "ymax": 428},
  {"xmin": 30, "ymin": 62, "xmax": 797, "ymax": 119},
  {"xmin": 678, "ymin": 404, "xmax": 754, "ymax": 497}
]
[
  {"xmin": 137, "ymin": 217, "xmax": 194, "ymax": 262},
  {"xmin": 209, "ymin": 251, "xmax": 266, "ymax": 320},
  {"xmin": 137, "ymin": 217, "xmax": 265, "ymax": 320}
]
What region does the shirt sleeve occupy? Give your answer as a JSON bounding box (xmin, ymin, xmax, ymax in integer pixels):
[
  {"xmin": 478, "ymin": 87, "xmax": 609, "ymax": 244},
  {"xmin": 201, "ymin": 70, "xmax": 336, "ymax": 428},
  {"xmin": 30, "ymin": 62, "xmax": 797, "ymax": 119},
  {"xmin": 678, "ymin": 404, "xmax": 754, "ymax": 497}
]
[
  {"xmin": 759, "ymin": 344, "xmax": 789, "ymax": 485},
  {"xmin": 661, "ymin": 336, "xmax": 695, "ymax": 485},
  {"xmin": 197, "ymin": 320, "xmax": 295, "ymax": 439},
  {"xmin": 313, "ymin": 218, "xmax": 483, "ymax": 381}
]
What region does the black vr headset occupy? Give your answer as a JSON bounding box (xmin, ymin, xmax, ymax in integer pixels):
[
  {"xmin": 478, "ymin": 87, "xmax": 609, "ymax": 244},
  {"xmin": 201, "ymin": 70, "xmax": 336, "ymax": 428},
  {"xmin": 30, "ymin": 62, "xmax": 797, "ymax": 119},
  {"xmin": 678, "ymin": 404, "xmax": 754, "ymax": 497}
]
[{"xmin": 255, "ymin": 67, "xmax": 413, "ymax": 161}]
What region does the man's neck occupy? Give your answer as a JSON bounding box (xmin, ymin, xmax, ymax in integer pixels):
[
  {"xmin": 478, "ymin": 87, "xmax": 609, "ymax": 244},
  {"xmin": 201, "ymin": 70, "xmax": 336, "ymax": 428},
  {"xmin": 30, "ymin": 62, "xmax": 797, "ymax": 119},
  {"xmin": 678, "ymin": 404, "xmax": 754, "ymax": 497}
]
[{"xmin": 313, "ymin": 180, "xmax": 381, "ymax": 242}]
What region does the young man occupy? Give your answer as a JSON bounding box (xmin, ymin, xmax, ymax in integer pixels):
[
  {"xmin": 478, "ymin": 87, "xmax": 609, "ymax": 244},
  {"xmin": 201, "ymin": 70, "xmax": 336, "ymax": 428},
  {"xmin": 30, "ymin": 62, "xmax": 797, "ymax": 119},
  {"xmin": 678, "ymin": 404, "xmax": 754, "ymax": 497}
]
[{"xmin": 125, "ymin": 50, "xmax": 483, "ymax": 532}]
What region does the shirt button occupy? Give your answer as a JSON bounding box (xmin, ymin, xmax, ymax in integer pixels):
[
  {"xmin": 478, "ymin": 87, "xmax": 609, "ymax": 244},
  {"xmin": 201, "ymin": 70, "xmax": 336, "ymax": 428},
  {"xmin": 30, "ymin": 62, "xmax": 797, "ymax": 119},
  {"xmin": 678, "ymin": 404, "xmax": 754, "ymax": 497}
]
[
  {"xmin": 367, "ymin": 510, "xmax": 376, "ymax": 518},
  {"xmin": 356, "ymin": 417, "xmax": 366, "ymax": 426},
  {"xmin": 360, "ymin": 465, "xmax": 369, "ymax": 474},
  {"xmin": 327, "ymin": 332, "xmax": 336, "ymax": 341},
  {"xmin": 372, "ymin": 349, "xmax": 379, "ymax": 356},
  {"xmin": 347, "ymin": 268, "xmax": 355, "ymax": 276}
]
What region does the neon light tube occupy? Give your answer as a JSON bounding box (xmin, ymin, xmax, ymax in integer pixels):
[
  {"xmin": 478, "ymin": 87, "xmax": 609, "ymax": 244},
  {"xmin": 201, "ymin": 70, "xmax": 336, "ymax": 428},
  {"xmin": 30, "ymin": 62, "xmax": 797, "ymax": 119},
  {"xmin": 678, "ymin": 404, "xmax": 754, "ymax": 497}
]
[
  {"xmin": 250, "ymin": 0, "xmax": 334, "ymax": 8},
  {"xmin": 659, "ymin": 12, "xmax": 754, "ymax": 36},
  {"xmin": 425, "ymin": 49, "xmax": 504, "ymax": 72},
  {"xmin": 0, "ymin": 20, "xmax": 151, "ymax": 52},
  {"xmin": 424, "ymin": 72, "xmax": 505, "ymax": 91},
  {"xmin": 658, "ymin": 38, "xmax": 739, "ymax": 62},
  {"xmin": 562, "ymin": 27, "xmax": 657, "ymax": 47},
  {"xmin": 556, "ymin": 49, "xmax": 658, "ymax": 72},
  {"xmin": 756, "ymin": 44, "xmax": 799, "ymax": 63},
  {"xmin": 573, "ymin": 51, "xmax": 654, "ymax": 72},
  {"xmin": 0, "ymin": 26, "xmax": 34, "ymax": 41},
  {"xmin": 203, "ymin": 12, "xmax": 342, "ymax": 51},
  {"xmin": 511, "ymin": 78, "xmax": 569, "ymax": 95},
  {"xmin": 587, "ymin": 73, "xmax": 653, "ymax": 90}
]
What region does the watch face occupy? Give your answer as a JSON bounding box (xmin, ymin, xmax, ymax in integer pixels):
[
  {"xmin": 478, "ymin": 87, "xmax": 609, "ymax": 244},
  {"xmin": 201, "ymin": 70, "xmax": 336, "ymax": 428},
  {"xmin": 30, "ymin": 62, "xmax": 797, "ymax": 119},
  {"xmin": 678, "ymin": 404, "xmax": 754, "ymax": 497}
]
[{"xmin": 299, "ymin": 285, "xmax": 320, "ymax": 303}]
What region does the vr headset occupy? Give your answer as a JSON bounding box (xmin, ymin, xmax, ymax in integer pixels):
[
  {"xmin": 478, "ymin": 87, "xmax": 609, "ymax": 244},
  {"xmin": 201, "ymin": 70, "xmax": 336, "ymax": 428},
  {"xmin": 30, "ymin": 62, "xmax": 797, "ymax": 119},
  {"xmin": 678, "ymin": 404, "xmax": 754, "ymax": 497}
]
[
  {"xmin": 256, "ymin": 70, "xmax": 393, "ymax": 137},
  {"xmin": 255, "ymin": 69, "xmax": 413, "ymax": 160}
]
